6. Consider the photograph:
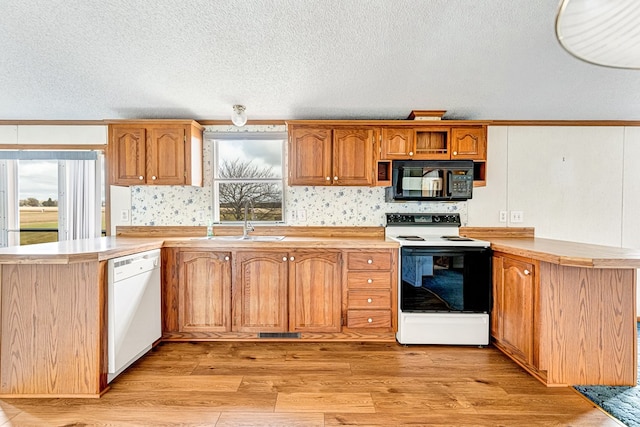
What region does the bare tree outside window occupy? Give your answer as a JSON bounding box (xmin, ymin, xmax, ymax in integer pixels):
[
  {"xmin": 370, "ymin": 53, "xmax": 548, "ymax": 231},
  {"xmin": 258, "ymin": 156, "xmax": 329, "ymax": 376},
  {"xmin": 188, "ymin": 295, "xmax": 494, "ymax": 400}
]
[
  {"xmin": 218, "ymin": 159, "xmax": 282, "ymax": 221},
  {"xmin": 213, "ymin": 137, "xmax": 285, "ymax": 223}
]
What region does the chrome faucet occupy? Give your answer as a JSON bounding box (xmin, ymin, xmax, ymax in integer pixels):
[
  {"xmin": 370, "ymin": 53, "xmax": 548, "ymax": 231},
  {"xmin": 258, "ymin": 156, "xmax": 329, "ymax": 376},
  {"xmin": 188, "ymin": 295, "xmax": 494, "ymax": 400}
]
[{"xmin": 242, "ymin": 199, "xmax": 254, "ymax": 239}]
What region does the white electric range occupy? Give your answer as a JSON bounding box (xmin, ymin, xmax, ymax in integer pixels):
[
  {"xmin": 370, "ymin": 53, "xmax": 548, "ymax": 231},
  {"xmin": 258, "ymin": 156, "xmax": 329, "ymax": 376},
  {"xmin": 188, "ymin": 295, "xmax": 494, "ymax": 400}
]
[{"xmin": 385, "ymin": 213, "xmax": 492, "ymax": 345}]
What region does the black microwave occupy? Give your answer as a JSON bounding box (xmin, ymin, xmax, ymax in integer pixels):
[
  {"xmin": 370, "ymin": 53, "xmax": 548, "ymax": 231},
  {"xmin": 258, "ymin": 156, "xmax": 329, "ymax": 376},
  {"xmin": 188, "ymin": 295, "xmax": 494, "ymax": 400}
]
[{"xmin": 385, "ymin": 160, "xmax": 474, "ymax": 202}]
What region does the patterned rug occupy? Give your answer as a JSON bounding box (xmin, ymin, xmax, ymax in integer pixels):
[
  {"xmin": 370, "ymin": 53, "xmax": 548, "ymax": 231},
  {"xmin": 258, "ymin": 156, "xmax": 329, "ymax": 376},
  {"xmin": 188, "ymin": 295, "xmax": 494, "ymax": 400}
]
[{"xmin": 575, "ymin": 323, "xmax": 640, "ymax": 427}]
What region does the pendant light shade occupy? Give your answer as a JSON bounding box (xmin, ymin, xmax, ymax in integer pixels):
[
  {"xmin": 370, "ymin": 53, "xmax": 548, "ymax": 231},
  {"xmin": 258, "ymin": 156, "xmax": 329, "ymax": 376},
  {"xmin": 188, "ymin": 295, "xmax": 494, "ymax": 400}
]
[
  {"xmin": 556, "ymin": 0, "xmax": 640, "ymax": 69},
  {"xmin": 231, "ymin": 105, "xmax": 247, "ymax": 127}
]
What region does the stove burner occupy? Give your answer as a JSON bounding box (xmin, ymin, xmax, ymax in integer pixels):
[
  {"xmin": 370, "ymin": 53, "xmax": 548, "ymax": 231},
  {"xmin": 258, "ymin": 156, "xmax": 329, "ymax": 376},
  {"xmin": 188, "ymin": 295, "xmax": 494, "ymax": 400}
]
[
  {"xmin": 397, "ymin": 235, "xmax": 425, "ymax": 241},
  {"xmin": 442, "ymin": 236, "xmax": 474, "ymax": 241}
]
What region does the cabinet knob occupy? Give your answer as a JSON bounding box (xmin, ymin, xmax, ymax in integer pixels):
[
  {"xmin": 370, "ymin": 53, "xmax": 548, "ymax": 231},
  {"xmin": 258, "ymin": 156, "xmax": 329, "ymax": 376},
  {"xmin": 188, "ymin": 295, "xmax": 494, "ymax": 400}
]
[
  {"xmin": 367, "ymin": 298, "xmax": 373, "ymax": 303},
  {"xmin": 151, "ymin": 175, "xmax": 157, "ymax": 180},
  {"xmin": 333, "ymin": 176, "xmax": 338, "ymax": 180},
  {"xmin": 326, "ymin": 176, "xmax": 331, "ymax": 181},
  {"xmin": 138, "ymin": 176, "xmax": 144, "ymax": 180},
  {"xmin": 409, "ymin": 151, "xmax": 414, "ymax": 156},
  {"xmin": 367, "ymin": 318, "xmax": 373, "ymax": 323},
  {"xmin": 224, "ymin": 256, "xmax": 229, "ymax": 261},
  {"xmin": 453, "ymin": 151, "xmax": 458, "ymax": 156},
  {"xmin": 524, "ymin": 269, "xmax": 531, "ymax": 276},
  {"xmin": 367, "ymin": 278, "xmax": 373, "ymax": 284},
  {"xmin": 290, "ymin": 256, "xmax": 295, "ymax": 261},
  {"xmin": 282, "ymin": 257, "xmax": 288, "ymax": 261},
  {"xmin": 367, "ymin": 259, "xmax": 373, "ymax": 264}
]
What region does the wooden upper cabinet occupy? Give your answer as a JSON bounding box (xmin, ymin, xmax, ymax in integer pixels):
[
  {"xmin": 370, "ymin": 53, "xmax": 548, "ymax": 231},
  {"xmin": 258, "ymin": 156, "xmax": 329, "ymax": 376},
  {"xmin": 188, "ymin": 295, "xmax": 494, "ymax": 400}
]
[
  {"xmin": 451, "ymin": 126, "xmax": 486, "ymax": 160},
  {"xmin": 288, "ymin": 251, "xmax": 342, "ymax": 333},
  {"xmin": 288, "ymin": 125, "xmax": 375, "ymax": 186},
  {"xmin": 288, "ymin": 127, "xmax": 333, "ymax": 185},
  {"xmin": 108, "ymin": 120, "xmax": 203, "ymax": 186},
  {"xmin": 146, "ymin": 126, "xmax": 187, "ymax": 185},
  {"xmin": 110, "ymin": 126, "xmax": 147, "ymax": 186},
  {"xmin": 380, "ymin": 127, "xmax": 414, "ymax": 159},
  {"xmin": 233, "ymin": 251, "xmax": 289, "ymax": 332},
  {"xmin": 332, "ymin": 128, "xmax": 374, "ymax": 186},
  {"xmin": 178, "ymin": 251, "xmax": 232, "ymax": 332}
]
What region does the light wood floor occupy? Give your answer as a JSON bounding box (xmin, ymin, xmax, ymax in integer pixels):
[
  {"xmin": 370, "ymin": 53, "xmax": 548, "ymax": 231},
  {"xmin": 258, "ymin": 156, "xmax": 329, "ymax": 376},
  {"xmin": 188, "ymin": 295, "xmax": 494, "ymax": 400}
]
[{"xmin": 0, "ymin": 341, "xmax": 623, "ymax": 426}]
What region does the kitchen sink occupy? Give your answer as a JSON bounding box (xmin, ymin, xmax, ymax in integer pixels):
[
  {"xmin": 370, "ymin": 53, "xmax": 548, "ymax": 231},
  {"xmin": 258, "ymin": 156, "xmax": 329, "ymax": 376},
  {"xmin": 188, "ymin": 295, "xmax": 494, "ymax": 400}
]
[{"xmin": 193, "ymin": 235, "xmax": 285, "ymax": 241}]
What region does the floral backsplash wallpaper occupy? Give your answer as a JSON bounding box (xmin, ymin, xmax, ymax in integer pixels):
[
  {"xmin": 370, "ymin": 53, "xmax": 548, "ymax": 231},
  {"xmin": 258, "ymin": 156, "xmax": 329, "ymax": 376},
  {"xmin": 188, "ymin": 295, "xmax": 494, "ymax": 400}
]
[{"xmin": 130, "ymin": 125, "xmax": 468, "ymax": 227}]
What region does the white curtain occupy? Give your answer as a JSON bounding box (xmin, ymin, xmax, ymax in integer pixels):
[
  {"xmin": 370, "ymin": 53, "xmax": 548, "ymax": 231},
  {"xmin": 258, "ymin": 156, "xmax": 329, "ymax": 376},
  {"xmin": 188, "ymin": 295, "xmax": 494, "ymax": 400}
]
[
  {"xmin": 58, "ymin": 158, "xmax": 102, "ymax": 240},
  {"xmin": 0, "ymin": 160, "xmax": 19, "ymax": 247}
]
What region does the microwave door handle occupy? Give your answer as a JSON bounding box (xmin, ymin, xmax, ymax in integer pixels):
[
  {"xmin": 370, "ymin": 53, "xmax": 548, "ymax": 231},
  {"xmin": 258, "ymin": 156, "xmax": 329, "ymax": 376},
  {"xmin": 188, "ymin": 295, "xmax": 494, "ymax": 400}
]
[{"xmin": 446, "ymin": 170, "xmax": 453, "ymax": 197}]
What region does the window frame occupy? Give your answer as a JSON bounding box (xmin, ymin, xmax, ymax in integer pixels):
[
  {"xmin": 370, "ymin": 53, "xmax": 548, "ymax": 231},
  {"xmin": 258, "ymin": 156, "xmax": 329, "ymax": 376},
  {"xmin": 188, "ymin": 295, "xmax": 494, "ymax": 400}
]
[{"xmin": 211, "ymin": 134, "xmax": 287, "ymax": 224}]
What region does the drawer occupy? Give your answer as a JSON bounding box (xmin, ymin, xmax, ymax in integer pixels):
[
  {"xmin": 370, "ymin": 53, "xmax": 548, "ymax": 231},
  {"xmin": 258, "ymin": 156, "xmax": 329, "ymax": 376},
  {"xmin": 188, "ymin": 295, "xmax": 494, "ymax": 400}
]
[
  {"xmin": 347, "ymin": 310, "xmax": 392, "ymax": 328},
  {"xmin": 347, "ymin": 271, "xmax": 392, "ymax": 289},
  {"xmin": 347, "ymin": 252, "xmax": 392, "ymax": 270},
  {"xmin": 348, "ymin": 290, "xmax": 391, "ymax": 309}
]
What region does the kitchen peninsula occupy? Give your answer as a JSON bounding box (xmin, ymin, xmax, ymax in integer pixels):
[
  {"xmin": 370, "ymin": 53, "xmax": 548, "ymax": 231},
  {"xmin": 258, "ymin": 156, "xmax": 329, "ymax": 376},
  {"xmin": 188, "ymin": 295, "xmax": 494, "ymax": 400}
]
[{"xmin": 0, "ymin": 228, "xmax": 638, "ymax": 397}]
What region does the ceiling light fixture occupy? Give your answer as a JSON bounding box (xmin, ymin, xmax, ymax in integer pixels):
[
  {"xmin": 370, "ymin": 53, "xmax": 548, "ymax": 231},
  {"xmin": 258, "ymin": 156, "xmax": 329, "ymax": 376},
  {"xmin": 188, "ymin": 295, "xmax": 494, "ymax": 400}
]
[
  {"xmin": 555, "ymin": 0, "xmax": 640, "ymax": 69},
  {"xmin": 231, "ymin": 104, "xmax": 247, "ymax": 127}
]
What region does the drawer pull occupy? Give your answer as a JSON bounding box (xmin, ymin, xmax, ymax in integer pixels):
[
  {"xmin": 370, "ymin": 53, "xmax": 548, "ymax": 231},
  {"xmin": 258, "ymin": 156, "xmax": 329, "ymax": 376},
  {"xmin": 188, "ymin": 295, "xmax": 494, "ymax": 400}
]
[
  {"xmin": 138, "ymin": 176, "xmax": 144, "ymax": 180},
  {"xmin": 524, "ymin": 269, "xmax": 531, "ymax": 276},
  {"xmin": 367, "ymin": 278, "xmax": 373, "ymax": 283},
  {"xmin": 367, "ymin": 259, "xmax": 373, "ymax": 264},
  {"xmin": 290, "ymin": 256, "xmax": 295, "ymax": 261},
  {"xmin": 367, "ymin": 318, "xmax": 373, "ymax": 323},
  {"xmin": 151, "ymin": 175, "xmax": 157, "ymax": 180},
  {"xmin": 282, "ymin": 257, "xmax": 288, "ymax": 261},
  {"xmin": 326, "ymin": 176, "xmax": 331, "ymax": 181},
  {"xmin": 367, "ymin": 298, "xmax": 373, "ymax": 303},
  {"xmin": 224, "ymin": 256, "xmax": 229, "ymax": 261}
]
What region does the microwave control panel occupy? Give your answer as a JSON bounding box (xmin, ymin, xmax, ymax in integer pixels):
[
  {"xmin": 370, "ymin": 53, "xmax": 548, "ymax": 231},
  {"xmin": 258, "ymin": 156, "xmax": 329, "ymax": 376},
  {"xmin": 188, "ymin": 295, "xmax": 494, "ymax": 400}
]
[{"xmin": 450, "ymin": 174, "xmax": 473, "ymax": 197}]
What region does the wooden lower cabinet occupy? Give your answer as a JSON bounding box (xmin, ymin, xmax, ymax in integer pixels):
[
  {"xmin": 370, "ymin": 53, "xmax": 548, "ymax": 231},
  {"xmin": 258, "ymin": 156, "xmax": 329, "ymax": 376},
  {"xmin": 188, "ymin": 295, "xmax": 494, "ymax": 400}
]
[
  {"xmin": 178, "ymin": 251, "xmax": 232, "ymax": 332},
  {"xmin": 344, "ymin": 250, "xmax": 397, "ymax": 331},
  {"xmin": 233, "ymin": 251, "xmax": 289, "ymax": 332},
  {"xmin": 166, "ymin": 247, "xmax": 397, "ymax": 341},
  {"xmin": 492, "ymin": 254, "xmax": 537, "ymax": 367},
  {"xmin": 492, "ymin": 251, "xmax": 637, "ymax": 386},
  {"xmin": 232, "ymin": 250, "xmax": 342, "ymax": 333},
  {"xmin": 289, "ymin": 251, "xmax": 342, "ymax": 332}
]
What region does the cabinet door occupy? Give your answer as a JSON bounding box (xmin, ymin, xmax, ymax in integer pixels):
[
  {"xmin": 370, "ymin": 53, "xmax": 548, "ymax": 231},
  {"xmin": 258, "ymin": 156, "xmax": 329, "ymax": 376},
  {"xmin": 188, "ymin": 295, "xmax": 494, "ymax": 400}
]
[
  {"xmin": 233, "ymin": 251, "xmax": 288, "ymax": 332},
  {"xmin": 147, "ymin": 126, "xmax": 186, "ymax": 185},
  {"xmin": 178, "ymin": 251, "xmax": 231, "ymax": 332},
  {"xmin": 500, "ymin": 256, "xmax": 534, "ymax": 365},
  {"xmin": 289, "ymin": 251, "xmax": 342, "ymax": 332},
  {"xmin": 332, "ymin": 129, "xmax": 374, "ymax": 185},
  {"xmin": 380, "ymin": 127, "xmax": 414, "ymax": 159},
  {"xmin": 288, "ymin": 127, "xmax": 333, "ymax": 185},
  {"xmin": 451, "ymin": 127, "xmax": 486, "ymax": 160},
  {"xmin": 110, "ymin": 127, "xmax": 147, "ymax": 185}
]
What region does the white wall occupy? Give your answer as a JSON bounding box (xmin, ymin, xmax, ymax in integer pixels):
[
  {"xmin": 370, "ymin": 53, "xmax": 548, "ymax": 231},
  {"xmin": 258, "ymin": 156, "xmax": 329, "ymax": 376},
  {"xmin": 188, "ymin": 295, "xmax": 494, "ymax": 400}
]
[
  {"xmin": 507, "ymin": 126, "xmax": 624, "ymax": 245},
  {"xmin": 109, "ymin": 185, "xmax": 132, "ymax": 235},
  {"xmin": 467, "ymin": 126, "xmax": 508, "ymax": 226},
  {"xmin": 621, "ymin": 128, "xmax": 640, "ymax": 317}
]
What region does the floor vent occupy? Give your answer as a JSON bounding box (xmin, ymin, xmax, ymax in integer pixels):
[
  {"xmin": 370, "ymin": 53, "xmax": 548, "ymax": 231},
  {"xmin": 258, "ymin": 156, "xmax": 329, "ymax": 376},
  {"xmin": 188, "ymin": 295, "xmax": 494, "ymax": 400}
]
[{"xmin": 258, "ymin": 332, "xmax": 301, "ymax": 339}]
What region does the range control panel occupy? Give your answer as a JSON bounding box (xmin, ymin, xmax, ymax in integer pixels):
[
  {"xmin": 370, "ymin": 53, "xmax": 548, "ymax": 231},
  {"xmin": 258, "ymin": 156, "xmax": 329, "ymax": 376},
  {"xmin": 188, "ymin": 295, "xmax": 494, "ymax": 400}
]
[{"xmin": 385, "ymin": 213, "xmax": 461, "ymax": 226}]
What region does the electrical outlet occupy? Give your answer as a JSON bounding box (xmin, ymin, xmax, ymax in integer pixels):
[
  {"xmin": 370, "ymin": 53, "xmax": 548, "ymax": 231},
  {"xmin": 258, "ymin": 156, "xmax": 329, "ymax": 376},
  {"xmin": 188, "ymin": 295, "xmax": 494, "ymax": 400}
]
[
  {"xmin": 288, "ymin": 210, "xmax": 297, "ymax": 222},
  {"xmin": 510, "ymin": 211, "xmax": 524, "ymax": 223},
  {"xmin": 297, "ymin": 209, "xmax": 307, "ymax": 222},
  {"xmin": 197, "ymin": 210, "xmax": 205, "ymax": 222},
  {"xmin": 499, "ymin": 210, "xmax": 507, "ymax": 223},
  {"xmin": 119, "ymin": 209, "xmax": 129, "ymax": 222}
]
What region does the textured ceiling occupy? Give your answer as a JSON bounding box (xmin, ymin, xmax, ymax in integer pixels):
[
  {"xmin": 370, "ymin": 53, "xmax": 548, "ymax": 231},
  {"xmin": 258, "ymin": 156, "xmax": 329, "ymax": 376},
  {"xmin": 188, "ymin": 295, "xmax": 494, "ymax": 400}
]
[{"xmin": 1, "ymin": 0, "xmax": 640, "ymax": 121}]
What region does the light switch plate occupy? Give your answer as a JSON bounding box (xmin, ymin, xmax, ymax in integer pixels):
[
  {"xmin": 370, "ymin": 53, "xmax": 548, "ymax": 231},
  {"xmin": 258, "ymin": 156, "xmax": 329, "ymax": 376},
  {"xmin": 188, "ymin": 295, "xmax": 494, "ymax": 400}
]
[
  {"xmin": 510, "ymin": 211, "xmax": 524, "ymax": 223},
  {"xmin": 297, "ymin": 209, "xmax": 307, "ymax": 222},
  {"xmin": 499, "ymin": 211, "xmax": 507, "ymax": 223},
  {"xmin": 120, "ymin": 209, "xmax": 129, "ymax": 222}
]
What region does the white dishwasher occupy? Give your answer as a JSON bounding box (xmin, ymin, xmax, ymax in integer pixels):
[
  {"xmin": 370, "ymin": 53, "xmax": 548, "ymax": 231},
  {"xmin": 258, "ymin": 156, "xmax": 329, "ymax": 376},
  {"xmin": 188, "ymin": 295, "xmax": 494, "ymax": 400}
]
[{"xmin": 108, "ymin": 249, "xmax": 161, "ymax": 383}]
